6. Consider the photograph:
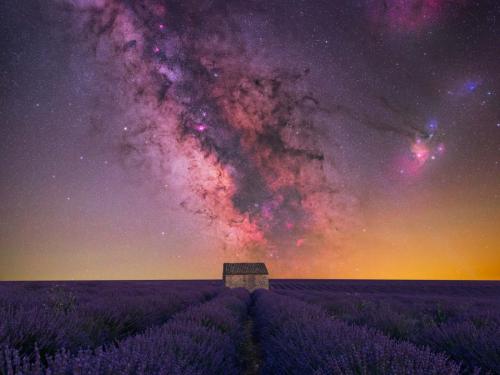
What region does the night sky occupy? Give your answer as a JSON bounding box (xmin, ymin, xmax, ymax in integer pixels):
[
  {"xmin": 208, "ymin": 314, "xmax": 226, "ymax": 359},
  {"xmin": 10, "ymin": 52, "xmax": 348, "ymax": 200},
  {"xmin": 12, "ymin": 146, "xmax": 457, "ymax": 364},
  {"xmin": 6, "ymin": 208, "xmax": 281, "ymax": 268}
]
[{"xmin": 1, "ymin": 0, "xmax": 499, "ymax": 280}]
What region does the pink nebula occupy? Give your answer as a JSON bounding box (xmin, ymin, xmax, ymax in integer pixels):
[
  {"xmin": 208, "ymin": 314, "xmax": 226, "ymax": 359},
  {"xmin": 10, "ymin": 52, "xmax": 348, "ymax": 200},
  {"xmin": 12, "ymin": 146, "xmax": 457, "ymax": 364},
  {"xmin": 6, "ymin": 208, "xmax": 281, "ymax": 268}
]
[
  {"xmin": 195, "ymin": 123, "xmax": 208, "ymax": 132},
  {"xmin": 367, "ymin": 0, "xmax": 467, "ymax": 33}
]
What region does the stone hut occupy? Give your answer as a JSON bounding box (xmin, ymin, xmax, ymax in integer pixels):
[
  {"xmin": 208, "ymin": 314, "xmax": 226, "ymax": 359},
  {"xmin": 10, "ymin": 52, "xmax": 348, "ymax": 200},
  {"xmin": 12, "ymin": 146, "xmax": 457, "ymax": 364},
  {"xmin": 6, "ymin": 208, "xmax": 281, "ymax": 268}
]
[{"xmin": 223, "ymin": 262, "xmax": 269, "ymax": 291}]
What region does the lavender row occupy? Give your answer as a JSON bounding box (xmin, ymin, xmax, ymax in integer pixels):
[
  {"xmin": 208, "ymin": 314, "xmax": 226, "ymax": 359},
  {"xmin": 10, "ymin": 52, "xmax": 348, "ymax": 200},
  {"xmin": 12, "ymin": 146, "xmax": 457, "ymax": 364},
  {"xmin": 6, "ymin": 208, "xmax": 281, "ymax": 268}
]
[
  {"xmin": 254, "ymin": 290, "xmax": 462, "ymax": 375},
  {"xmin": 1, "ymin": 288, "xmax": 250, "ymax": 375},
  {"xmin": 278, "ymin": 289, "xmax": 499, "ymax": 373},
  {"xmin": 270, "ymin": 280, "xmax": 500, "ymax": 298},
  {"xmin": 0, "ymin": 281, "xmax": 221, "ymax": 360},
  {"xmin": 276, "ymin": 288, "xmax": 500, "ymax": 330}
]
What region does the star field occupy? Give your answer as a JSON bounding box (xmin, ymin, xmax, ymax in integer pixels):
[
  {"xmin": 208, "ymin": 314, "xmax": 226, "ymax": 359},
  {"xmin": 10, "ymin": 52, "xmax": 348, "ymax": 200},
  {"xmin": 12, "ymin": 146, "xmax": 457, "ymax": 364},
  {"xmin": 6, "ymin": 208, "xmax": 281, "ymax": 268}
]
[{"xmin": 0, "ymin": 0, "xmax": 499, "ymax": 280}]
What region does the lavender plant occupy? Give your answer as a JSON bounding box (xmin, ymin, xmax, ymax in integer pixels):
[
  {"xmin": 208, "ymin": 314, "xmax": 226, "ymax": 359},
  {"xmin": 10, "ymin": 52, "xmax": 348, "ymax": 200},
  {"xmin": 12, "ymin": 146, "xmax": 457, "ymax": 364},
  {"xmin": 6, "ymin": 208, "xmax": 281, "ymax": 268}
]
[
  {"xmin": 274, "ymin": 283, "xmax": 500, "ymax": 373},
  {"xmin": 0, "ymin": 281, "xmax": 221, "ymax": 361},
  {"xmin": 254, "ymin": 290, "xmax": 462, "ymax": 375},
  {"xmin": 1, "ymin": 288, "xmax": 249, "ymax": 375}
]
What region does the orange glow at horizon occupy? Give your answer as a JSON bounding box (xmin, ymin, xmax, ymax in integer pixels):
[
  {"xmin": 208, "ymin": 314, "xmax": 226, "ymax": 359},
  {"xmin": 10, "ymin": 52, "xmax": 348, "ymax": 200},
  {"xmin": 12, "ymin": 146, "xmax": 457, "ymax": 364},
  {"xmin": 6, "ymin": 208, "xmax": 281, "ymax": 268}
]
[{"xmin": 2, "ymin": 187, "xmax": 498, "ymax": 281}]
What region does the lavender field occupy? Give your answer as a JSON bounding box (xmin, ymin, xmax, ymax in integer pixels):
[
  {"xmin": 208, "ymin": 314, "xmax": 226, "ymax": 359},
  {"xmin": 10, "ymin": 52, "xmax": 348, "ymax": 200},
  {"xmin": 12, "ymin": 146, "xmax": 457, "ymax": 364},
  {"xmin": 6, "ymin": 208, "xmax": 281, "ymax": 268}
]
[{"xmin": 1, "ymin": 280, "xmax": 499, "ymax": 374}]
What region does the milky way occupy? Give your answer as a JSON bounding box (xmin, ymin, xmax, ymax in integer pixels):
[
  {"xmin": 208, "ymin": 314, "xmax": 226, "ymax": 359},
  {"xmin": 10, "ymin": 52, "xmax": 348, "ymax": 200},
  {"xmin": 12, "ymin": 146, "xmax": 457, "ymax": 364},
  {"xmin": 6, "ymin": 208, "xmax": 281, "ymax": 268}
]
[{"xmin": 66, "ymin": 0, "xmax": 360, "ymax": 268}]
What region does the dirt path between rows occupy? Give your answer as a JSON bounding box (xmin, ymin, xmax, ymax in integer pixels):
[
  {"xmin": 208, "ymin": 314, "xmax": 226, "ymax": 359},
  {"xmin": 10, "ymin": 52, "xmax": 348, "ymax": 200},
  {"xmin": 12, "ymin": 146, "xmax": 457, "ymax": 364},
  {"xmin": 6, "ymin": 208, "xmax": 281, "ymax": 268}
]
[{"xmin": 240, "ymin": 293, "xmax": 263, "ymax": 375}]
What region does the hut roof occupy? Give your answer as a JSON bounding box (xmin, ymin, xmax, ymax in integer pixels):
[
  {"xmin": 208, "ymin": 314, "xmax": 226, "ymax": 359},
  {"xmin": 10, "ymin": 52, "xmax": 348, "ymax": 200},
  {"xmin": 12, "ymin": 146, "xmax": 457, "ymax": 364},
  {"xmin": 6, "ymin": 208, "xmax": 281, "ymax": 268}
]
[{"xmin": 223, "ymin": 262, "xmax": 268, "ymax": 275}]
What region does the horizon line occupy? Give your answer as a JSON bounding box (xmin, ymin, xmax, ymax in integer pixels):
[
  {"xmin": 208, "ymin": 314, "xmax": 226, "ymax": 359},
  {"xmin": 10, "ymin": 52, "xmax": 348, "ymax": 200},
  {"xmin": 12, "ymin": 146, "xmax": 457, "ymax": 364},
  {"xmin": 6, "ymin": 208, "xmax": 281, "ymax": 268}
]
[{"xmin": 1, "ymin": 278, "xmax": 499, "ymax": 282}]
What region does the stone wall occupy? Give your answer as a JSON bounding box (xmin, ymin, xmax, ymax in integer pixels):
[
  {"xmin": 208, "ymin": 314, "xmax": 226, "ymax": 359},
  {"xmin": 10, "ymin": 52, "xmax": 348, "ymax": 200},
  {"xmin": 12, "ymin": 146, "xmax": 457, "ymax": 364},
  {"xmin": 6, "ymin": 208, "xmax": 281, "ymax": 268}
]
[{"xmin": 224, "ymin": 274, "xmax": 269, "ymax": 291}]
